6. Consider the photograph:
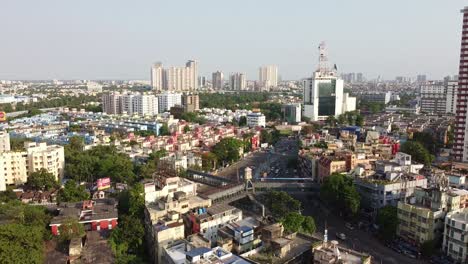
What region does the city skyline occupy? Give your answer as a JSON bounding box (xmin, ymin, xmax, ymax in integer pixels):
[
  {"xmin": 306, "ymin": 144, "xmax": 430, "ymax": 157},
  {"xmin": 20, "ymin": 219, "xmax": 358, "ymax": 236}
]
[{"xmin": 0, "ymin": 0, "xmax": 465, "ymax": 81}]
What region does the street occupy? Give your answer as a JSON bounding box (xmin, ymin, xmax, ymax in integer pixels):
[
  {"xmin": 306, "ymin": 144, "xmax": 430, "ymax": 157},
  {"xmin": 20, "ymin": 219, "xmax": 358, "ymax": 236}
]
[{"xmin": 292, "ymin": 193, "xmax": 427, "ymax": 264}]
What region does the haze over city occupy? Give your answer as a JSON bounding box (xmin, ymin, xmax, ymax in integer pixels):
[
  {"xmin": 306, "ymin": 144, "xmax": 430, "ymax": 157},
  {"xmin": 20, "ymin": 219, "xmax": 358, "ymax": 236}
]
[{"xmin": 1, "ymin": 0, "xmax": 465, "ymax": 80}]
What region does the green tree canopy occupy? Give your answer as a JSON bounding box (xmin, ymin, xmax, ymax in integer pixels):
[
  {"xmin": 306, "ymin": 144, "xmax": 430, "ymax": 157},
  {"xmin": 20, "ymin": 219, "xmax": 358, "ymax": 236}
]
[
  {"xmin": 27, "ymin": 168, "xmax": 59, "ymax": 191},
  {"xmin": 376, "ymin": 205, "xmax": 398, "ymax": 241},
  {"xmin": 57, "ymin": 180, "xmax": 90, "ymax": 203},
  {"xmin": 212, "ymin": 137, "xmax": 244, "ymax": 165},
  {"xmin": 400, "ymin": 141, "xmax": 434, "ymax": 167},
  {"xmin": 159, "ymin": 123, "xmax": 171, "ymax": 136},
  {"xmin": 320, "ymin": 173, "xmax": 360, "ymax": 217}
]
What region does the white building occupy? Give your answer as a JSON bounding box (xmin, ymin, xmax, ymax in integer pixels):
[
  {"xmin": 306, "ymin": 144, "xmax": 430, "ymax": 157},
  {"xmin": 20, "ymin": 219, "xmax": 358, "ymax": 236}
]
[
  {"xmin": 446, "ymin": 80, "xmax": 458, "ymax": 114},
  {"xmin": 246, "ymin": 112, "xmax": 266, "ymax": 127},
  {"xmin": 25, "ymin": 142, "xmax": 65, "ymax": 180},
  {"xmin": 443, "ymin": 209, "xmax": 468, "ymax": 263},
  {"xmin": 151, "ymin": 62, "xmax": 164, "ymax": 90},
  {"xmin": 158, "ymin": 92, "xmax": 182, "ymax": 113},
  {"xmin": 420, "ymin": 81, "xmax": 448, "ymax": 114},
  {"xmin": 194, "ymin": 204, "xmax": 243, "ymax": 244},
  {"xmin": 0, "ymin": 141, "xmax": 65, "ymax": 191},
  {"xmin": 102, "ymin": 92, "xmax": 123, "ymax": 115},
  {"xmin": 229, "ymin": 73, "xmax": 246, "ymax": 91},
  {"xmin": 133, "ymin": 94, "xmax": 158, "ymax": 116},
  {"xmin": 282, "ymin": 104, "xmax": 301, "ymax": 123},
  {"xmin": 303, "ymin": 42, "xmax": 356, "ymax": 121},
  {"xmin": 102, "ymin": 92, "xmax": 159, "ymax": 116},
  {"xmin": 86, "ymin": 82, "xmax": 103, "ymax": 93},
  {"xmin": 0, "ymin": 131, "xmax": 10, "ymax": 152},
  {"xmin": 259, "ymin": 65, "xmax": 278, "ymax": 90},
  {"xmin": 212, "ymin": 71, "xmax": 224, "ymax": 90}
]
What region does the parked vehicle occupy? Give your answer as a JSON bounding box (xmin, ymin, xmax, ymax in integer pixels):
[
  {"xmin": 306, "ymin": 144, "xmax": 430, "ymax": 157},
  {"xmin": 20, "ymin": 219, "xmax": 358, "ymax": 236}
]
[
  {"xmin": 335, "ymin": 232, "xmax": 346, "ymax": 240},
  {"xmin": 345, "ymin": 222, "xmax": 355, "ymax": 230}
]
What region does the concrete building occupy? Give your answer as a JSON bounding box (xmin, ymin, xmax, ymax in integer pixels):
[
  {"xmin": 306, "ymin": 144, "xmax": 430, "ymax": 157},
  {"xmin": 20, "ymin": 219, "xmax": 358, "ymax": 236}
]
[
  {"xmin": 144, "ymin": 175, "xmax": 212, "ymax": 263},
  {"xmin": 164, "ymin": 60, "xmax": 199, "ymax": 92},
  {"xmin": 102, "ymin": 92, "xmax": 123, "ymax": 115},
  {"xmin": 282, "ymin": 104, "xmax": 301, "ymax": 123},
  {"xmin": 259, "ymin": 65, "xmax": 278, "ymax": 90},
  {"xmin": 358, "ymin": 92, "xmax": 392, "ymax": 104},
  {"xmin": 25, "ymin": 142, "xmax": 65, "ymax": 180},
  {"xmin": 303, "ymin": 43, "xmax": 356, "ymax": 121},
  {"xmin": 453, "ymin": 6, "xmax": 468, "ymax": 162},
  {"xmin": 0, "ymin": 141, "xmax": 64, "ymax": 191},
  {"xmin": 246, "ymin": 112, "xmax": 266, "ymax": 127},
  {"xmin": 420, "ymin": 81, "xmax": 448, "ymax": 114},
  {"xmin": 163, "ymin": 241, "xmax": 249, "ymax": 264},
  {"xmin": 212, "ymin": 71, "xmax": 224, "ymax": 90},
  {"xmin": 312, "ymin": 240, "xmax": 372, "ymax": 264},
  {"xmin": 102, "ymin": 92, "xmax": 158, "ymax": 116},
  {"xmin": 0, "ymin": 151, "xmax": 27, "ymax": 191},
  {"xmin": 446, "ymin": 80, "xmax": 458, "ymax": 114},
  {"xmin": 151, "ymin": 62, "xmax": 164, "ymax": 90},
  {"xmin": 158, "ymin": 92, "xmax": 182, "ymax": 113},
  {"xmin": 229, "ymin": 73, "xmax": 246, "ymax": 91},
  {"xmin": 50, "ymin": 199, "xmax": 118, "ymax": 236},
  {"xmin": 0, "ymin": 130, "xmax": 10, "ymax": 152},
  {"xmin": 397, "ymin": 188, "xmax": 468, "ymax": 245},
  {"xmin": 186, "ymin": 204, "xmax": 243, "ymax": 246},
  {"xmin": 443, "ymin": 209, "xmax": 468, "ymax": 263},
  {"xmin": 182, "ymin": 94, "xmax": 199, "ymax": 113},
  {"xmin": 132, "ymin": 94, "xmax": 159, "ymax": 116},
  {"xmin": 151, "ymin": 60, "xmax": 198, "ymax": 91},
  {"xmin": 86, "ymin": 82, "xmax": 103, "ymax": 93}
]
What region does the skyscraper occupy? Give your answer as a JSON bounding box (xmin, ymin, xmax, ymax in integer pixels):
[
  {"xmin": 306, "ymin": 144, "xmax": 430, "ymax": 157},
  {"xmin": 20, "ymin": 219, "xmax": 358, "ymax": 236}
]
[
  {"xmin": 150, "ymin": 60, "xmax": 198, "ymax": 91},
  {"xmin": 151, "ymin": 62, "xmax": 164, "ymax": 90},
  {"xmin": 212, "ymin": 71, "xmax": 224, "ymax": 90},
  {"xmin": 229, "ymin": 73, "xmax": 246, "ymax": 91},
  {"xmin": 259, "ymin": 65, "xmax": 278, "ymax": 89},
  {"xmin": 303, "ymin": 42, "xmax": 356, "ymax": 121},
  {"xmin": 453, "ymin": 6, "xmax": 468, "ymax": 162}
]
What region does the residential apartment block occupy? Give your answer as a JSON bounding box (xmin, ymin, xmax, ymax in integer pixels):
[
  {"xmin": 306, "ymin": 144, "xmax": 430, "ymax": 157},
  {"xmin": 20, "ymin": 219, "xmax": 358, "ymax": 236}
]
[
  {"xmin": 0, "ymin": 141, "xmax": 65, "ymax": 191},
  {"xmin": 151, "ymin": 60, "xmax": 199, "ymax": 91},
  {"xmin": 443, "ymin": 209, "xmax": 468, "ymax": 263}
]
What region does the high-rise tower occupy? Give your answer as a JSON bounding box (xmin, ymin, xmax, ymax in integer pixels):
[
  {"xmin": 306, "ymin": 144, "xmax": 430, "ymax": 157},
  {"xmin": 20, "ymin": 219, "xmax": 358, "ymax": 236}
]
[
  {"xmin": 453, "ymin": 7, "xmax": 468, "ymax": 162},
  {"xmin": 303, "ymin": 42, "xmax": 356, "ymax": 121}
]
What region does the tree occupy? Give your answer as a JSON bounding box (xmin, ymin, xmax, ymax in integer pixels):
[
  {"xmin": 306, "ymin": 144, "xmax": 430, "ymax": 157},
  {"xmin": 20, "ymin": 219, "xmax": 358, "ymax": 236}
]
[
  {"xmin": 184, "ymin": 125, "xmax": 191, "ymax": 133},
  {"xmin": 376, "ymin": 205, "xmax": 398, "ymax": 241},
  {"xmin": 0, "ymin": 224, "xmax": 44, "ymax": 264},
  {"xmin": 202, "ymin": 152, "xmax": 218, "ymax": 171},
  {"xmin": 212, "ymin": 138, "xmax": 244, "ymax": 165},
  {"xmin": 27, "ymin": 168, "xmax": 58, "ymax": 191},
  {"xmin": 57, "ymin": 218, "xmax": 85, "ymax": 242},
  {"xmin": 320, "ymin": 173, "xmax": 360, "ymax": 217},
  {"xmin": 238, "ymin": 116, "xmax": 247, "ymax": 126},
  {"xmin": 263, "ymin": 191, "xmax": 301, "ymax": 219},
  {"xmin": 57, "ymin": 180, "xmax": 90, "ymax": 203},
  {"xmin": 301, "ymin": 216, "xmax": 316, "ymax": 234},
  {"xmin": 109, "ymin": 215, "xmax": 145, "ymax": 257},
  {"xmin": 282, "ymin": 212, "xmax": 303, "ymax": 233},
  {"xmin": 325, "ymin": 116, "xmax": 337, "ymax": 127},
  {"xmin": 401, "ymin": 141, "xmax": 434, "ymax": 167},
  {"xmin": 128, "ymin": 183, "xmax": 145, "ymax": 218},
  {"xmin": 159, "ymin": 123, "xmax": 170, "ymax": 136}
]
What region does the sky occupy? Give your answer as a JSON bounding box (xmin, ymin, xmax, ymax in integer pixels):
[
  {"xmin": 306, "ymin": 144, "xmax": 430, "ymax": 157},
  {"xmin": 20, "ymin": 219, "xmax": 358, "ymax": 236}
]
[{"xmin": 0, "ymin": 0, "xmax": 466, "ymax": 81}]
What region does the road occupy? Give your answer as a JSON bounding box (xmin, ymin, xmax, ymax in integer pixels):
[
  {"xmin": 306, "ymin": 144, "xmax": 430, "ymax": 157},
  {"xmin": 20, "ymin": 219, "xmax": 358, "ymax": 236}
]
[
  {"xmin": 216, "ymin": 137, "xmax": 300, "ymax": 182},
  {"xmin": 292, "ymin": 193, "xmax": 427, "ymax": 264}
]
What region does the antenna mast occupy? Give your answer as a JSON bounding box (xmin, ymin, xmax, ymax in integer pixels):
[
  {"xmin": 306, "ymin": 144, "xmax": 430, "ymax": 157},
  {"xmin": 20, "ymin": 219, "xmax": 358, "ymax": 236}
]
[{"xmin": 318, "ymin": 41, "xmax": 329, "ymax": 74}]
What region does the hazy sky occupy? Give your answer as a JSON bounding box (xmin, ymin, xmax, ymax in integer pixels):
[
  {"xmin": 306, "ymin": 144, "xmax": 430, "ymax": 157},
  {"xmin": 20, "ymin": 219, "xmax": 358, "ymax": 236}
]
[{"xmin": 1, "ymin": 0, "xmax": 466, "ymax": 81}]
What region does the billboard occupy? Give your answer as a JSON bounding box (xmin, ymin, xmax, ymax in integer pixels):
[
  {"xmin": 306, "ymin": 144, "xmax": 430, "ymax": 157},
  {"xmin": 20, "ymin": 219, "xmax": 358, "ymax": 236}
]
[
  {"xmin": 0, "ymin": 112, "xmax": 6, "ymax": 122},
  {"xmin": 96, "ymin": 177, "xmax": 111, "ymax": 190}
]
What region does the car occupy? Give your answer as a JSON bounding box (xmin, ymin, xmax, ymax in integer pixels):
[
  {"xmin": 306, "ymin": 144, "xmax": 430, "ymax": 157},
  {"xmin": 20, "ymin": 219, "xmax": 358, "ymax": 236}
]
[
  {"xmin": 345, "ymin": 222, "xmax": 355, "ymax": 230},
  {"xmin": 335, "ymin": 232, "xmax": 346, "ymax": 240},
  {"xmin": 402, "ymin": 249, "xmax": 417, "ymax": 259}
]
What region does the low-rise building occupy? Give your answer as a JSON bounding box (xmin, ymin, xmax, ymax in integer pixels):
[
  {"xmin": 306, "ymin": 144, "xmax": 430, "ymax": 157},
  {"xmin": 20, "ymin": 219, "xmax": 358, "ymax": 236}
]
[
  {"xmin": 50, "ymin": 199, "xmax": 118, "ymax": 235},
  {"xmin": 246, "ymin": 112, "xmax": 266, "ymax": 127}
]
